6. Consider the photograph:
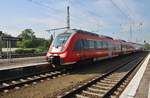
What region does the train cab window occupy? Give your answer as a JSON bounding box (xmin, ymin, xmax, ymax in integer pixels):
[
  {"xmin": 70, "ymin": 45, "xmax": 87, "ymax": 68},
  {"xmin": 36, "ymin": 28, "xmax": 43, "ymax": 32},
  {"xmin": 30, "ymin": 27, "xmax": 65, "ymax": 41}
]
[
  {"xmin": 52, "ymin": 33, "xmax": 71, "ymax": 48},
  {"xmin": 50, "ymin": 33, "xmax": 71, "ymax": 52},
  {"xmin": 74, "ymin": 40, "xmax": 83, "ymax": 51}
]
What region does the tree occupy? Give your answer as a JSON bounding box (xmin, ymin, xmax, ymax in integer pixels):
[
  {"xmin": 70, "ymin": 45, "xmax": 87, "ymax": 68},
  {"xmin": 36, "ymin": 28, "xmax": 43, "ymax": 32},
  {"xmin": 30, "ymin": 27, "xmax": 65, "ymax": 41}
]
[
  {"xmin": 17, "ymin": 29, "xmax": 36, "ymax": 48},
  {"xmin": 17, "ymin": 29, "xmax": 50, "ymax": 52},
  {"xmin": 144, "ymin": 43, "xmax": 150, "ymax": 50},
  {"xmin": 18, "ymin": 29, "xmax": 36, "ymax": 40},
  {"xmin": 17, "ymin": 39, "xmax": 33, "ymax": 48}
]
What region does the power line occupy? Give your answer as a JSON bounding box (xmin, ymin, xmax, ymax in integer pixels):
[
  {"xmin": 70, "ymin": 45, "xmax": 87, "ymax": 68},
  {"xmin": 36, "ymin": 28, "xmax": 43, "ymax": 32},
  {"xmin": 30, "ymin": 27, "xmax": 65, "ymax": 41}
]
[
  {"xmin": 28, "ymin": 0, "xmax": 103, "ymax": 28},
  {"xmin": 27, "ymin": 0, "xmax": 103, "ymax": 31},
  {"xmin": 26, "ymin": 0, "xmax": 69, "ymax": 27},
  {"xmin": 73, "ymin": 1, "xmax": 102, "ymax": 20},
  {"xmin": 121, "ymin": 0, "xmax": 138, "ymax": 21},
  {"xmin": 27, "ymin": 0, "xmax": 64, "ymax": 13},
  {"xmin": 109, "ymin": 0, "xmax": 132, "ymax": 21}
]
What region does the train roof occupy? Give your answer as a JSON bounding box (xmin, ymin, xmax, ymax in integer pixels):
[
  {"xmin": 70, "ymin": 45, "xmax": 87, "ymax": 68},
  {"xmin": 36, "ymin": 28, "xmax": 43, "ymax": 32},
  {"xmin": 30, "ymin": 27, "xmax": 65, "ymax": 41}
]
[
  {"xmin": 99, "ymin": 35, "xmax": 113, "ymax": 40},
  {"xmin": 59, "ymin": 29, "xmax": 143, "ymax": 46},
  {"xmin": 64, "ymin": 29, "xmax": 143, "ymax": 44},
  {"xmin": 71, "ymin": 29, "xmax": 114, "ymax": 40},
  {"xmin": 72, "ymin": 29, "xmax": 99, "ymax": 37}
]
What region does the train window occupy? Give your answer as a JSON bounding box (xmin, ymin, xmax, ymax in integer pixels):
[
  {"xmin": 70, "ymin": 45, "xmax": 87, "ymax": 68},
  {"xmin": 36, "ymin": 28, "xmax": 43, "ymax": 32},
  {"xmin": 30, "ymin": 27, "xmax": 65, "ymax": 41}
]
[
  {"xmin": 97, "ymin": 41, "xmax": 103, "ymax": 49},
  {"xmin": 115, "ymin": 44, "xmax": 118, "ymax": 50},
  {"xmin": 74, "ymin": 40, "xmax": 83, "ymax": 51},
  {"xmin": 116, "ymin": 44, "xmax": 120, "ymax": 50},
  {"xmin": 106, "ymin": 42, "xmax": 108, "ymax": 49},
  {"xmin": 103, "ymin": 41, "xmax": 108, "ymax": 49},
  {"xmin": 83, "ymin": 40, "xmax": 89, "ymax": 50},
  {"xmin": 89, "ymin": 40, "xmax": 94, "ymax": 49},
  {"xmin": 112, "ymin": 44, "xmax": 115, "ymax": 50},
  {"xmin": 107, "ymin": 42, "xmax": 112, "ymax": 50},
  {"xmin": 94, "ymin": 41, "xmax": 97, "ymax": 49},
  {"xmin": 118, "ymin": 44, "xmax": 121, "ymax": 50},
  {"xmin": 102, "ymin": 42, "xmax": 105, "ymax": 48},
  {"xmin": 111, "ymin": 43, "xmax": 114, "ymax": 50}
]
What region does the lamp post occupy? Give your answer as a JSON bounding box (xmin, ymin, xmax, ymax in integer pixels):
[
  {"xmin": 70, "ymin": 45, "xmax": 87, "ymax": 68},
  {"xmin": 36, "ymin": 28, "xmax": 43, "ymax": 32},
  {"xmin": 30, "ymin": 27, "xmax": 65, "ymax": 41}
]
[{"xmin": 0, "ymin": 31, "xmax": 3, "ymax": 58}]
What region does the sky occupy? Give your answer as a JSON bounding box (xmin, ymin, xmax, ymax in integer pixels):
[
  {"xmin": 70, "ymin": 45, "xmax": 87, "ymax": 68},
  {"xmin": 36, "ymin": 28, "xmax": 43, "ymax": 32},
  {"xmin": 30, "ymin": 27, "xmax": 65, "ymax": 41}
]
[{"xmin": 0, "ymin": 0, "xmax": 150, "ymax": 43}]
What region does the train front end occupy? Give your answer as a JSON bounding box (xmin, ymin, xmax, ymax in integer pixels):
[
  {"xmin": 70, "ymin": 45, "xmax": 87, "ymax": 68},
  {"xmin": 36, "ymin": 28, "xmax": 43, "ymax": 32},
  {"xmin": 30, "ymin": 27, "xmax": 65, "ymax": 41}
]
[{"xmin": 46, "ymin": 31, "xmax": 73, "ymax": 66}]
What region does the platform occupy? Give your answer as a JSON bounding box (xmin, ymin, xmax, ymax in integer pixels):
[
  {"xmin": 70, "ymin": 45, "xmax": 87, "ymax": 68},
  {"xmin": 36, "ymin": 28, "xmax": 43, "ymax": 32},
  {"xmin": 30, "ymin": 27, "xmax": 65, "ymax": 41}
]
[
  {"xmin": 135, "ymin": 58, "xmax": 150, "ymax": 98},
  {"xmin": 0, "ymin": 56, "xmax": 47, "ymax": 70},
  {"xmin": 120, "ymin": 53, "xmax": 150, "ymax": 98}
]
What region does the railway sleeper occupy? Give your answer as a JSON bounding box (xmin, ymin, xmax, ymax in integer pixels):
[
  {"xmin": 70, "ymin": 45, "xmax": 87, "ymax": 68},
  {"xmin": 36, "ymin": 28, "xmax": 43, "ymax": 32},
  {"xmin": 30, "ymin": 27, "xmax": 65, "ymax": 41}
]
[
  {"xmin": 109, "ymin": 74, "xmax": 124, "ymax": 77},
  {"xmin": 100, "ymin": 80, "xmax": 118, "ymax": 84},
  {"xmin": 76, "ymin": 94, "xmax": 90, "ymax": 98},
  {"xmin": 113, "ymin": 91, "xmax": 120, "ymax": 95},
  {"xmin": 82, "ymin": 90, "xmax": 103, "ymax": 98},
  {"xmin": 2, "ymin": 83, "xmax": 9, "ymax": 87},
  {"xmin": 103, "ymin": 78, "xmax": 120, "ymax": 82},
  {"xmin": 110, "ymin": 94, "xmax": 117, "ymax": 98},
  {"xmin": 20, "ymin": 79, "xmax": 27, "ymax": 82},
  {"xmin": 115, "ymin": 87, "xmax": 123, "ymax": 92},
  {"xmin": 87, "ymin": 87, "xmax": 107, "ymax": 94},
  {"xmin": 40, "ymin": 74, "xmax": 47, "ymax": 77},
  {"xmin": 33, "ymin": 76, "xmax": 41, "ymax": 79},
  {"xmin": 27, "ymin": 77, "xmax": 34, "ymax": 80},
  {"xmin": 11, "ymin": 80, "xmax": 18, "ymax": 84},
  {"xmin": 96, "ymin": 82, "xmax": 114, "ymax": 87},
  {"xmin": 92, "ymin": 84, "xmax": 112, "ymax": 90},
  {"xmin": 105, "ymin": 76, "xmax": 122, "ymax": 80}
]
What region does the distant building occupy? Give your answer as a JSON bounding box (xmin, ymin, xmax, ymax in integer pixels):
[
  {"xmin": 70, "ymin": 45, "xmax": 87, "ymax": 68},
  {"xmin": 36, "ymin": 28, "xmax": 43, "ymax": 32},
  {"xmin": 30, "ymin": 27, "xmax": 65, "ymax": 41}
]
[{"xmin": 1, "ymin": 33, "xmax": 20, "ymax": 48}]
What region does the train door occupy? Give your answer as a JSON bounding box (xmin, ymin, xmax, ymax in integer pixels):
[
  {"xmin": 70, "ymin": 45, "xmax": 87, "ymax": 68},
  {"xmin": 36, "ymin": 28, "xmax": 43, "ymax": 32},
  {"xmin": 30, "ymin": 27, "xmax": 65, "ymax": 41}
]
[
  {"xmin": 120, "ymin": 43, "xmax": 123, "ymax": 54},
  {"xmin": 80, "ymin": 39, "xmax": 85, "ymax": 60},
  {"xmin": 108, "ymin": 42, "xmax": 113, "ymax": 57},
  {"xmin": 74, "ymin": 39, "xmax": 82, "ymax": 59}
]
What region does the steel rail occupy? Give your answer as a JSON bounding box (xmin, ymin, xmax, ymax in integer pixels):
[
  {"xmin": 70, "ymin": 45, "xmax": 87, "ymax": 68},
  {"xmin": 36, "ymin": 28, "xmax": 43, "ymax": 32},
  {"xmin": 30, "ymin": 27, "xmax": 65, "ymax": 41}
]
[
  {"xmin": 58, "ymin": 53, "xmax": 147, "ymax": 98},
  {"xmin": 0, "ymin": 68, "xmax": 68, "ymax": 92}
]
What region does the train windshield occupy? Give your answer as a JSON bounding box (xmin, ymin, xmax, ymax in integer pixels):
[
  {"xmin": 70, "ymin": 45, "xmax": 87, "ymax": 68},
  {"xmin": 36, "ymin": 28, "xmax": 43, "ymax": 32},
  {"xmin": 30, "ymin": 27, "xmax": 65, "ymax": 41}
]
[{"xmin": 50, "ymin": 33, "xmax": 71, "ymax": 52}]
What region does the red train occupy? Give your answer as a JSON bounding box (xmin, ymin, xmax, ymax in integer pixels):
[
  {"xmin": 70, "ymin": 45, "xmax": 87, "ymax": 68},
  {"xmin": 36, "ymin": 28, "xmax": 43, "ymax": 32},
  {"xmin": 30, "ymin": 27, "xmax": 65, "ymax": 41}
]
[{"xmin": 46, "ymin": 29, "xmax": 143, "ymax": 66}]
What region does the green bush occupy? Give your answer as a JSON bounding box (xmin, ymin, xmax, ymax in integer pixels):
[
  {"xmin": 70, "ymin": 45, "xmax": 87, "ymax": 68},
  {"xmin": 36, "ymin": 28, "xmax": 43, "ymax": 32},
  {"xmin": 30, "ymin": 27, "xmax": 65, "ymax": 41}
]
[
  {"xmin": 35, "ymin": 48, "xmax": 44, "ymax": 53},
  {"xmin": 15, "ymin": 48, "xmax": 36, "ymax": 54}
]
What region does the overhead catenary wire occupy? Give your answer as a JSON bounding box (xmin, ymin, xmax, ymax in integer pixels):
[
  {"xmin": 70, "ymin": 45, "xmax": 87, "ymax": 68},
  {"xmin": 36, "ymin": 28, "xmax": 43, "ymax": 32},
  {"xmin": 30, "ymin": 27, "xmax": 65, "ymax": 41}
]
[
  {"xmin": 26, "ymin": 0, "xmax": 137, "ymax": 36},
  {"xmin": 109, "ymin": 0, "xmax": 132, "ymax": 21},
  {"xmin": 26, "ymin": 0, "xmax": 67, "ymax": 24},
  {"xmin": 27, "ymin": 0, "xmax": 99, "ymax": 30}
]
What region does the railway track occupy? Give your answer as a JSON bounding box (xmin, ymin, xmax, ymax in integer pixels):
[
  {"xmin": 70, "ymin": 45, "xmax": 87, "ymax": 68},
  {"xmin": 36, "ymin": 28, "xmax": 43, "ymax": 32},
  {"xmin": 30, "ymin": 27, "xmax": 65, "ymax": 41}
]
[
  {"xmin": 0, "ymin": 52, "xmax": 147, "ymax": 96},
  {"xmin": 0, "ymin": 53, "xmax": 135, "ymax": 93},
  {"xmin": 0, "ymin": 68, "xmax": 69, "ymax": 93},
  {"xmin": 58, "ymin": 53, "xmax": 147, "ymax": 98}
]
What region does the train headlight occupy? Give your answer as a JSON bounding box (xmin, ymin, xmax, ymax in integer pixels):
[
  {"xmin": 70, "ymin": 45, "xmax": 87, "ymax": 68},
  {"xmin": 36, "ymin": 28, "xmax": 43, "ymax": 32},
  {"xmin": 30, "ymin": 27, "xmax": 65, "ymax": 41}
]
[{"xmin": 46, "ymin": 53, "xmax": 52, "ymax": 57}]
